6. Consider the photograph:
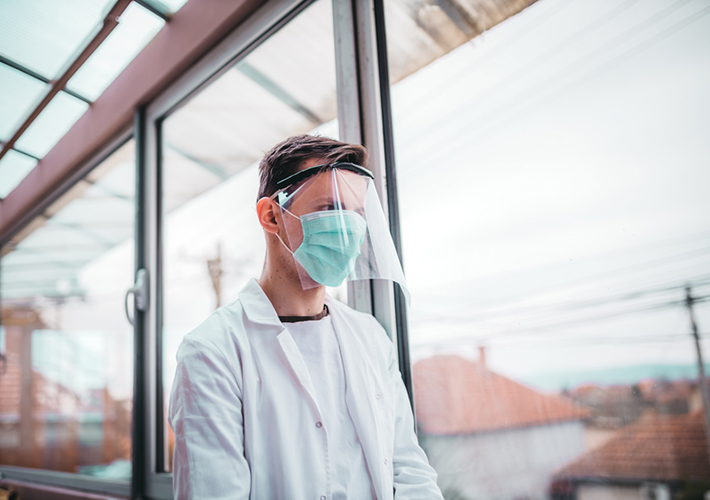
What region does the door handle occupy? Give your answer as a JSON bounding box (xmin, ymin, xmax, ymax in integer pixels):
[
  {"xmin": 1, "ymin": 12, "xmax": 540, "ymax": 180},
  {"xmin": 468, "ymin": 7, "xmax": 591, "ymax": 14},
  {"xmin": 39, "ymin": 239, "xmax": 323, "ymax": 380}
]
[{"xmin": 125, "ymin": 268, "xmax": 149, "ymax": 326}]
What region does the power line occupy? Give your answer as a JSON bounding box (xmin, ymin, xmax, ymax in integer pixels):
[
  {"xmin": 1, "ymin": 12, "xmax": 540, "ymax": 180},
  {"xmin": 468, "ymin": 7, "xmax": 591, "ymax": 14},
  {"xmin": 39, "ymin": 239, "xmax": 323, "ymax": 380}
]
[
  {"xmin": 416, "ymin": 249, "xmax": 710, "ymax": 327},
  {"xmin": 412, "ymin": 293, "xmax": 710, "ymax": 346},
  {"xmin": 431, "ymin": 276, "xmax": 710, "ymax": 326},
  {"xmin": 433, "ymin": 232, "xmax": 710, "ymax": 312},
  {"xmin": 475, "ymin": 295, "xmax": 710, "ymax": 341},
  {"xmin": 486, "ymin": 332, "xmax": 710, "ymax": 348}
]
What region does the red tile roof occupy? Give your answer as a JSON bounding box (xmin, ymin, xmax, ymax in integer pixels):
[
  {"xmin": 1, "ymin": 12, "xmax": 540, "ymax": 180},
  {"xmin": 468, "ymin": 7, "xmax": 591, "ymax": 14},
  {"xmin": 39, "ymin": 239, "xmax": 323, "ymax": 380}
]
[
  {"xmin": 413, "ymin": 355, "xmax": 588, "ymax": 435},
  {"xmin": 555, "ymin": 411, "xmax": 710, "ymax": 482}
]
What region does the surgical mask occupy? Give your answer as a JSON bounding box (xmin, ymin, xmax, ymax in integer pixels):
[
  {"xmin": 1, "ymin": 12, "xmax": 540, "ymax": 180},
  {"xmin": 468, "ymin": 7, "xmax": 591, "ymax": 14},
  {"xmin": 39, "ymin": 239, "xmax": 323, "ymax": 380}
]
[
  {"xmin": 277, "ymin": 209, "xmax": 367, "ymax": 287},
  {"xmin": 269, "ymin": 164, "xmax": 410, "ymax": 303}
]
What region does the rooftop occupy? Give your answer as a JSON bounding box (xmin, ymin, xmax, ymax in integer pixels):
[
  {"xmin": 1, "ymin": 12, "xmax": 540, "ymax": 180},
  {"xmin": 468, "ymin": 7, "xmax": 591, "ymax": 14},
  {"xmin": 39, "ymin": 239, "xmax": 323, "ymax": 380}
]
[
  {"xmin": 413, "ymin": 354, "xmax": 588, "ymax": 435},
  {"xmin": 555, "ymin": 411, "xmax": 710, "ymax": 482}
]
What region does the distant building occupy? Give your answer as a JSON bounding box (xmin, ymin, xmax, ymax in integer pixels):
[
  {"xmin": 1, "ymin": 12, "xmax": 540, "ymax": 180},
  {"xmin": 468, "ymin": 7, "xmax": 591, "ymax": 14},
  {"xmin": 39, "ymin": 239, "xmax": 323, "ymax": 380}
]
[
  {"xmin": 414, "ymin": 351, "xmax": 588, "ymax": 500},
  {"xmin": 565, "ymin": 383, "xmax": 644, "ymax": 427},
  {"xmin": 566, "ymin": 378, "xmax": 702, "ymax": 430},
  {"xmin": 551, "ymin": 411, "xmax": 710, "ymax": 500},
  {"xmin": 0, "ymin": 306, "xmax": 130, "ymax": 473}
]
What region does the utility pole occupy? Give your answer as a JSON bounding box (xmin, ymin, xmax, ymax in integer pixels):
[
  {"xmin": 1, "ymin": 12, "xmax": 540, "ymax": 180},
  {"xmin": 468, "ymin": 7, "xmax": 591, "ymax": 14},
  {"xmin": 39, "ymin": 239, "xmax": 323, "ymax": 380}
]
[
  {"xmin": 180, "ymin": 241, "xmax": 250, "ymax": 311},
  {"xmin": 685, "ymin": 286, "xmax": 710, "ymax": 460},
  {"xmin": 207, "ymin": 242, "xmax": 223, "ymax": 309}
]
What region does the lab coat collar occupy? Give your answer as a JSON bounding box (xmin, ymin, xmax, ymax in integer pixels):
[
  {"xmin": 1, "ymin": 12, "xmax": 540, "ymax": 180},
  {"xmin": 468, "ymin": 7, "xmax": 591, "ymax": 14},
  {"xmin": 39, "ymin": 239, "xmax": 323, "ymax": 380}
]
[
  {"xmin": 239, "ymin": 279, "xmax": 322, "ymax": 414},
  {"xmin": 238, "ymin": 278, "xmax": 283, "ymax": 327}
]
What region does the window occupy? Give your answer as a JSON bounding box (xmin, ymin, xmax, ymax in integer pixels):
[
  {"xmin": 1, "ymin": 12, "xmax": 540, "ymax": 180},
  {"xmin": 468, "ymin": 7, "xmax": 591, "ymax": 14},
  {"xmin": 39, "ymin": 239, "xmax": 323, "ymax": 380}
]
[
  {"xmin": 0, "ymin": 140, "xmax": 135, "ymax": 481},
  {"xmin": 158, "ymin": 0, "xmax": 341, "ymax": 471},
  {"xmin": 384, "ymin": 0, "xmax": 710, "ymax": 498},
  {"xmin": 0, "ymin": 0, "xmax": 165, "ymax": 200}
]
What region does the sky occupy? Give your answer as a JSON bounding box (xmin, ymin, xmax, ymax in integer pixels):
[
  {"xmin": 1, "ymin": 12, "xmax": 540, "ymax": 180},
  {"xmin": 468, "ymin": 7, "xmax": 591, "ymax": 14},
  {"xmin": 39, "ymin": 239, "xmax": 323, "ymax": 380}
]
[{"xmin": 390, "ymin": 0, "xmax": 710, "ymax": 385}]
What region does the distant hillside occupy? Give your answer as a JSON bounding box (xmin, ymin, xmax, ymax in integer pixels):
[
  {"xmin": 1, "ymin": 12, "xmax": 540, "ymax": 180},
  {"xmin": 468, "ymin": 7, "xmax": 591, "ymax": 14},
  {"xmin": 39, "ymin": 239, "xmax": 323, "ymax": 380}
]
[{"xmin": 521, "ymin": 363, "xmax": 710, "ymax": 392}]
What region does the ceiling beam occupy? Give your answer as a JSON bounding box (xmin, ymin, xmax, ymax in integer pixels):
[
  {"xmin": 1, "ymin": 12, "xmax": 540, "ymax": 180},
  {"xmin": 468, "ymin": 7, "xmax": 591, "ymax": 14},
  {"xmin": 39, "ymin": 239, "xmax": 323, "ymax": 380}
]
[
  {"xmin": 0, "ymin": 55, "xmax": 92, "ymax": 104},
  {"xmin": 0, "ymin": 0, "xmax": 265, "ymax": 244},
  {"xmin": 135, "ymin": 0, "xmax": 172, "ymax": 21},
  {"xmin": 0, "ymin": 0, "xmax": 132, "ymax": 165}
]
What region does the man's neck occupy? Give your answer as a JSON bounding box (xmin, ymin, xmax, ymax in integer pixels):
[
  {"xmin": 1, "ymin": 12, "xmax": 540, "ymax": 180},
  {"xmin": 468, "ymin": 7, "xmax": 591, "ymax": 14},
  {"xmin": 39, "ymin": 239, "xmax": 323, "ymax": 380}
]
[{"xmin": 258, "ymin": 268, "xmax": 326, "ymax": 317}]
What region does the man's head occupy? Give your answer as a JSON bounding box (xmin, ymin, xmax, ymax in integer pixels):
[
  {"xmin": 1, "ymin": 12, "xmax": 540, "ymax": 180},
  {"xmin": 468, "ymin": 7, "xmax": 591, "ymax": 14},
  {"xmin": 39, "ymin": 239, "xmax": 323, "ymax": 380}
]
[
  {"xmin": 256, "ymin": 135, "xmax": 370, "ymax": 291},
  {"xmin": 257, "ymin": 135, "xmax": 368, "ymax": 202}
]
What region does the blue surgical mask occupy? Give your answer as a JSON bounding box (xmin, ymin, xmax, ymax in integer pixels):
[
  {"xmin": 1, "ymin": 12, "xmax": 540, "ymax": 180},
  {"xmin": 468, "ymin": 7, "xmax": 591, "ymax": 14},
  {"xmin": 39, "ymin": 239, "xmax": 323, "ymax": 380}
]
[{"xmin": 278, "ymin": 210, "xmax": 367, "ymax": 287}]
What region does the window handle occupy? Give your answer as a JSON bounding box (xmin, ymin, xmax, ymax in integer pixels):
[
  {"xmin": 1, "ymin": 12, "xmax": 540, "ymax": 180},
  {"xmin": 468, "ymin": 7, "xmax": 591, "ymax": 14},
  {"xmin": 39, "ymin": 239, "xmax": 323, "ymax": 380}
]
[{"xmin": 125, "ymin": 268, "xmax": 149, "ymax": 326}]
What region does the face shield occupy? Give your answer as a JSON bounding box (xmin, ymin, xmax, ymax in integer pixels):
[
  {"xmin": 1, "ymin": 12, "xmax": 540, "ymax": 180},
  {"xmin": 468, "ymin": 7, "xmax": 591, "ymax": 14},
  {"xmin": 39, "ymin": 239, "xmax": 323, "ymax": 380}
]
[{"xmin": 271, "ymin": 162, "xmax": 409, "ymax": 303}]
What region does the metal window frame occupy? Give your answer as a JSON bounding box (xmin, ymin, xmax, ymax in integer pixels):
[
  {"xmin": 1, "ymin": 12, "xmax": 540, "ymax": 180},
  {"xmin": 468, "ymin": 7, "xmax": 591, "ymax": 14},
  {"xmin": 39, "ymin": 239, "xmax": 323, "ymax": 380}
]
[
  {"xmin": 0, "ymin": 0, "xmax": 413, "ymax": 496},
  {"xmin": 371, "ymin": 0, "xmax": 414, "ymax": 411},
  {"xmin": 334, "ymin": 0, "xmax": 413, "ymax": 405},
  {"xmin": 0, "ymin": 129, "xmax": 134, "ymax": 499},
  {"xmin": 140, "ymin": 1, "xmax": 324, "ymax": 498},
  {"xmin": 136, "ymin": 0, "xmax": 413, "ymax": 496},
  {"xmin": 0, "ymin": 467, "xmax": 130, "ymax": 498}
]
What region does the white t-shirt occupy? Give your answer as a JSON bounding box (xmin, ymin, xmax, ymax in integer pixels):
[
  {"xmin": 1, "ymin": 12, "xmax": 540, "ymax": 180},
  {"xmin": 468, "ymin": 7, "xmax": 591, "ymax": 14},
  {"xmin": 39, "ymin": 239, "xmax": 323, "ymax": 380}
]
[{"xmin": 285, "ymin": 314, "xmax": 376, "ymax": 500}]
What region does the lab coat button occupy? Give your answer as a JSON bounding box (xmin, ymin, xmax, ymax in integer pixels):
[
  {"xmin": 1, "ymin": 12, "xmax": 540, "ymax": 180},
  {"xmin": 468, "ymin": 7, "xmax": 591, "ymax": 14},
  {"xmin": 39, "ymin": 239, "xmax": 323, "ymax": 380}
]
[
  {"xmin": 384, "ymin": 458, "xmax": 388, "ymax": 465},
  {"xmin": 320, "ymin": 496, "xmax": 326, "ymax": 500},
  {"xmin": 315, "ymin": 422, "xmax": 322, "ymax": 428},
  {"xmin": 375, "ymin": 393, "xmax": 381, "ymax": 400}
]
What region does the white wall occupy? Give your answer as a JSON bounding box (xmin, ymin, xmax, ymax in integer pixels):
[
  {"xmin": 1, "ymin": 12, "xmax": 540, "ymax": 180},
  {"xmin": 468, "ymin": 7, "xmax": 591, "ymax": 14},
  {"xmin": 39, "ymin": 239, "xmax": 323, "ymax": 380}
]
[
  {"xmin": 421, "ymin": 420, "xmax": 586, "ymax": 500},
  {"xmin": 577, "ymin": 485, "xmax": 640, "ymax": 500}
]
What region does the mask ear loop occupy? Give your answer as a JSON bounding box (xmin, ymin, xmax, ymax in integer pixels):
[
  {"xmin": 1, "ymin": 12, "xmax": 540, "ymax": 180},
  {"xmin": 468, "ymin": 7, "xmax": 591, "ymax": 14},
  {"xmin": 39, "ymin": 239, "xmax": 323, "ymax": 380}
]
[
  {"xmin": 275, "ymin": 232, "xmax": 295, "ymax": 256},
  {"xmin": 273, "ymin": 201, "xmax": 300, "ymax": 256}
]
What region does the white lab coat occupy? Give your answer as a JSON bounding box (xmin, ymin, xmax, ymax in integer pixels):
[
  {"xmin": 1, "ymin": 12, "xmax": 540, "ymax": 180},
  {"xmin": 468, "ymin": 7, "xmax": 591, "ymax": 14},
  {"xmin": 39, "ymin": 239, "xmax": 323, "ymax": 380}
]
[{"xmin": 169, "ymin": 279, "xmax": 443, "ymax": 500}]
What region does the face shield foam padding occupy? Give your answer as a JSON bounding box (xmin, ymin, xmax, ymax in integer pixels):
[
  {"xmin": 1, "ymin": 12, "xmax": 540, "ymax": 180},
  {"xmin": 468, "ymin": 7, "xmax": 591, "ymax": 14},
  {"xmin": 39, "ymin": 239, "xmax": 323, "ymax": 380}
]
[{"xmin": 274, "ymin": 167, "xmax": 410, "ymax": 304}]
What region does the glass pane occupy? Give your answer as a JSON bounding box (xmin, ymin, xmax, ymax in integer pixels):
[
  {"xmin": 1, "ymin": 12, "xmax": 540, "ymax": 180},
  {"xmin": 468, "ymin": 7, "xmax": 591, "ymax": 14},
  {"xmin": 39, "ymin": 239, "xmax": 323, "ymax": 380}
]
[
  {"xmin": 386, "ymin": 0, "xmax": 710, "ymax": 498},
  {"xmin": 15, "ymin": 91, "xmax": 89, "ymax": 159},
  {"xmin": 67, "ymin": 2, "xmax": 165, "ymax": 102},
  {"xmin": 0, "ymin": 64, "xmax": 48, "ymax": 140},
  {"xmin": 0, "ymin": 150, "xmax": 37, "ymax": 199},
  {"xmin": 0, "ymin": 140, "xmax": 135, "ymax": 479},
  {"xmin": 0, "ymin": 0, "xmax": 114, "ymax": 80},
  {"xmin": 160, "ymin": 0, "xmax": 339, "ymax": 471}
]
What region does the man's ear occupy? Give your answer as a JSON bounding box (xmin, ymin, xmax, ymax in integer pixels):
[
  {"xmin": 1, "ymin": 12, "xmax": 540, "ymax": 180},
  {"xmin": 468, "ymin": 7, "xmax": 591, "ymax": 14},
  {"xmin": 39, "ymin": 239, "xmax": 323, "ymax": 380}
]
[{"xmin": 256, "ymin": 197, "xmax": 280, "ymax": 234}]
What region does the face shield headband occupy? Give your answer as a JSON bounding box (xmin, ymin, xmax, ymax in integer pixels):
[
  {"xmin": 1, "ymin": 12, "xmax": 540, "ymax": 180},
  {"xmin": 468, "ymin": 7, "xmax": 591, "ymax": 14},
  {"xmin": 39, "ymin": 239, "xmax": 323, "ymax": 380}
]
[{"xmin": 270, "ymin": 162, "xmax": 410, "ymax": 304}]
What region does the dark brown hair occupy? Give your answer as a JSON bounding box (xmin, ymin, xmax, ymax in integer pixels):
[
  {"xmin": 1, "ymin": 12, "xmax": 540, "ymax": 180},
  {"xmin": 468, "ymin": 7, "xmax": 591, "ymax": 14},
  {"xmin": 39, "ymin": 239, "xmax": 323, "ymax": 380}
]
[{"xmin": 257, "ymin": 135, "xmax": 368, "ymax": 201}]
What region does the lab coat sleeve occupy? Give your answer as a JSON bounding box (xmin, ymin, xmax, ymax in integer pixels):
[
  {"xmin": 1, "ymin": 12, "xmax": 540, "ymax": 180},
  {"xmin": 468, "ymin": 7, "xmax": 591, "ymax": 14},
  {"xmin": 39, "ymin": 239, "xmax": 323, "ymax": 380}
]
[
  {"xmin": 386, "ymin": 335, "xmax": 444, "ymax": 500},
  {"xmin": 169, "ymin": 337, "xmax": 250, "ymax": 500}
]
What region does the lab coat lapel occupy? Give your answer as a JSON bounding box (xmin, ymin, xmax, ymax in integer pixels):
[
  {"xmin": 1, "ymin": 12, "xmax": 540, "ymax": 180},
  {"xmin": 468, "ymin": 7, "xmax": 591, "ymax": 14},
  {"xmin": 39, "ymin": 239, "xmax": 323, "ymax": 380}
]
[
  {"xmin": 329, "ymin": 305, "xmax": 388, "ymax": 500},
  {"xmin": 276, "ymin": 329, "xmax": 320, "ymax": 411},
  {"xmin": 239, "ymin": 280, "xmax": 320, "ymax": 411}
]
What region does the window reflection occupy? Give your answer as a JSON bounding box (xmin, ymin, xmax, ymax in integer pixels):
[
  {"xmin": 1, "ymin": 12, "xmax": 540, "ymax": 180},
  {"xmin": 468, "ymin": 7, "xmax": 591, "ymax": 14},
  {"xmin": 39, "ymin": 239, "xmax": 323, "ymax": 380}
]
[
  {"xmin": 160, "ymin": 0, "xmax": 342, "ymax": 471},
  {"xmin": 386, "ymin": 0, "xmax": 710, "ymax": 498},
  {"xmin": 0, "ymin": 140, "xmax": 135, "ymax": 480}
]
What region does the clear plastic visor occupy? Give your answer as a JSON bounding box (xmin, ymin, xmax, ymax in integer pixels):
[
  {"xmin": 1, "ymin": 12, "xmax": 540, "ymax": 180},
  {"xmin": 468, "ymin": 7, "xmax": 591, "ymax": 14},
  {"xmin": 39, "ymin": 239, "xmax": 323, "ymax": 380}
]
[{"xmin": 273, "ymin": 168, "xmax": 409, "ymax": 303}]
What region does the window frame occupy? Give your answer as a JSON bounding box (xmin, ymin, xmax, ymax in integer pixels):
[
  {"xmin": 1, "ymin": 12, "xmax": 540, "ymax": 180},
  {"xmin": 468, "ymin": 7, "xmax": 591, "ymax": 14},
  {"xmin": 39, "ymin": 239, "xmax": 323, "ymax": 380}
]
[
  {"xmin": 0, "ymin": 0, "xmax": 410, "ymax": 497},
  {"xmin": 141, "ymin": 0, "xmax": 410, "ymax": 497},
  {"xmin": 141, "ymin": 0, "xmax": 334, "ymax": 497},
  {"xmin": 0, "ymin": 129, "xmax": 134, "ymax": 499}
]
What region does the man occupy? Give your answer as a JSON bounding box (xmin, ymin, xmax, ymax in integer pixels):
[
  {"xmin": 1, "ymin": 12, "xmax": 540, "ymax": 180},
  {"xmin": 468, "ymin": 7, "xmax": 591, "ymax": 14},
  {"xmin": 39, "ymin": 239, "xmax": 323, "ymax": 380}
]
[{"xmin": 169, "ymin": 135, "xmax": 443, "ymax": 499}]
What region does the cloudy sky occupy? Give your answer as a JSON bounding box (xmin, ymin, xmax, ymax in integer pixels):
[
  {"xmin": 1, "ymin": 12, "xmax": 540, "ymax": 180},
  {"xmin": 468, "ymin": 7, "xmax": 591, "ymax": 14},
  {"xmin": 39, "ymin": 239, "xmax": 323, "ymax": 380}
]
[{"xmin": 391, "ymin": 0, "xmax": 710, "ymax": 384}]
